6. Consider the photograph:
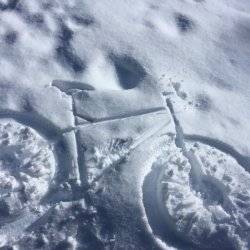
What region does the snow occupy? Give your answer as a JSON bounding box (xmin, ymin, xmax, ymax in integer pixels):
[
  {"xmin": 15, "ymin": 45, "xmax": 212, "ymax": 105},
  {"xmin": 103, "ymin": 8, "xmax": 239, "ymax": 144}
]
[
  {"xmin": 0, "ymin": 0, "xmax": 250, "ymax": 249},
  {"xmin": 147, "ymin": 139, "xmax": 250, "ymax": 249},
  {"xmin": 0, "ymin": 120, "xmax": 55, "ymax": 205}
]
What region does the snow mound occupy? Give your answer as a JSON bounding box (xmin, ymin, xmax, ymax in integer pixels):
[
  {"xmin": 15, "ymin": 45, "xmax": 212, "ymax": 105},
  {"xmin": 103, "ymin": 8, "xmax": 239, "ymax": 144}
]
[{"xmin": 0, "ymin": 119, "xmax": 55, "ymax": 217}]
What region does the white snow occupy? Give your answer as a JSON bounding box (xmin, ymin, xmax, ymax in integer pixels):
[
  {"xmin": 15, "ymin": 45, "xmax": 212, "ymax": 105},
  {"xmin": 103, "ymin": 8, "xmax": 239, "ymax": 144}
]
[{"xmin": 0, "ymin": 0, "xmax": 250, "ymax": 249}]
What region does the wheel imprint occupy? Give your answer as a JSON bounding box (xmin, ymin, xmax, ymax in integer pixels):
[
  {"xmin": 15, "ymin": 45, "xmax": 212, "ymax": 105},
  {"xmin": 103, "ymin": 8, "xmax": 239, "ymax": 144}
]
[
  {"xmin": 142, "ymin": 97, "xmax": 250, "ymax": 250},
  {"xmin": 0, "ymin": 85, "xmax": 85, "ymax": 247}
]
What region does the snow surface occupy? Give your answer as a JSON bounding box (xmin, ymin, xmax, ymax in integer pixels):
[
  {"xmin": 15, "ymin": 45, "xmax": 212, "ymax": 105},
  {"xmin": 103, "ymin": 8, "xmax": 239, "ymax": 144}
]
[{"xmin": 0, "ymin": 0, "xmax": 250, "ymax": 249}]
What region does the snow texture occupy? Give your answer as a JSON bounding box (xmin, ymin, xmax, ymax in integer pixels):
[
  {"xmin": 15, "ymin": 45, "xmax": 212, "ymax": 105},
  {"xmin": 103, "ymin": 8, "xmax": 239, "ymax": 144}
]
[{"xmin": 0, "ymin": 0, "xmax": 250, "ymax": 249}]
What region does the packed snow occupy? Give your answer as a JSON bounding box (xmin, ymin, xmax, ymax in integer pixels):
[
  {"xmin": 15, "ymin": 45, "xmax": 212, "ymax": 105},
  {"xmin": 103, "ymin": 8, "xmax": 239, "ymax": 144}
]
[{"xmin": 0, "ymin": 0, "xmax": 250, "ymax": 249}]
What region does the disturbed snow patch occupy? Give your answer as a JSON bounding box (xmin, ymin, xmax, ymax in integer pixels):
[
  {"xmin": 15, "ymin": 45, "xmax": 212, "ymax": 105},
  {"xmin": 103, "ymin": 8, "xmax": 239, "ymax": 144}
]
[
  {"xmin": 85, "ymin": 138, "xmax": 132, "ymax": 185},
  {"xmin": 0, "ymin": 119, "xmax": 55, "ymax": 217}
]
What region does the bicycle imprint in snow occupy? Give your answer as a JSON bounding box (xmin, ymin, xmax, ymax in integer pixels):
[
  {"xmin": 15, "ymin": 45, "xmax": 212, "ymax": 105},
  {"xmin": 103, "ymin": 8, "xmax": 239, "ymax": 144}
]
[{"xmin": 0, "ymin": 81, "xmax": 249, "ymax": 249}]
